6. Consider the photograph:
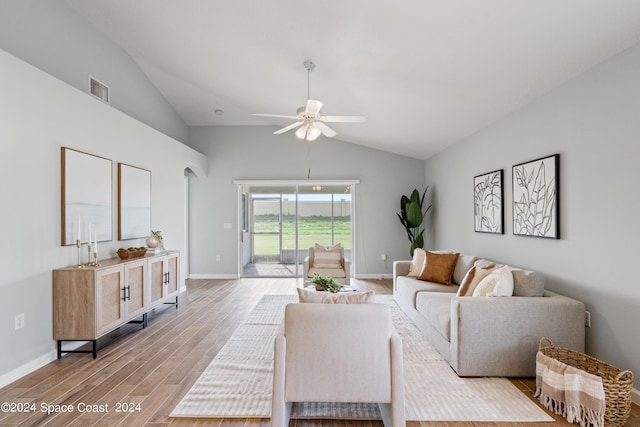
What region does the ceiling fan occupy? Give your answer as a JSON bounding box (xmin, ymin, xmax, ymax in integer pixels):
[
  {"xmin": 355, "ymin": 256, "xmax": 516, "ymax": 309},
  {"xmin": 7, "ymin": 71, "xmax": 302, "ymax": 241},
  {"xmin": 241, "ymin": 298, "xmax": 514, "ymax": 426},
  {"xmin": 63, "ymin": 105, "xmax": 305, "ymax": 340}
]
[{"xmin": 253, "ymin": 60, "xmax": 366, "ymax": 141}]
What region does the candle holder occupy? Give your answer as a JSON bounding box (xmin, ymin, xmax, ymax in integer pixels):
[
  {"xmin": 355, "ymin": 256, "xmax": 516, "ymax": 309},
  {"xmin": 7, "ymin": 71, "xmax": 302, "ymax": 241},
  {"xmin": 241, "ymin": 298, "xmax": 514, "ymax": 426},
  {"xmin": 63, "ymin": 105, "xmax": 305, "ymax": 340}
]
[
  {"xmin": 85, "ymin": 244, "xmax": 93, "ymax": 267},
  {"xmin": 74, "ymin": 239, "xmax": 84, "ymax": 268},
  {"xmin": 93, "ymin": 252, "xmax": 100, "ymax": 267}
]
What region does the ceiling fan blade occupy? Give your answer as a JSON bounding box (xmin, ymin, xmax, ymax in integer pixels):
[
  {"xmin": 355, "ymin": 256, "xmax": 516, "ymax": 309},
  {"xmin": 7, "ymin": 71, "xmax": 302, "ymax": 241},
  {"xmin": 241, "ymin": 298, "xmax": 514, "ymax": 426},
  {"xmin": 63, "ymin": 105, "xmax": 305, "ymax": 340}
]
[
  {"xmin": 273, "ymin": 121, "xmax": 304, "ymax": 135},
  {"xmin": 321, "ymin": 115, "xmax": 367, "ymax": 123},
  {"xmin": 253, "ymin": 113, "xmax": 300, "ymax": 120},
  {"xmin": 305, "ymin": 99, "xmax": 323, "ymax": 115},
  {"xmin": 314, "ymin": 121, "xmax": 337, "ymax": 137}
]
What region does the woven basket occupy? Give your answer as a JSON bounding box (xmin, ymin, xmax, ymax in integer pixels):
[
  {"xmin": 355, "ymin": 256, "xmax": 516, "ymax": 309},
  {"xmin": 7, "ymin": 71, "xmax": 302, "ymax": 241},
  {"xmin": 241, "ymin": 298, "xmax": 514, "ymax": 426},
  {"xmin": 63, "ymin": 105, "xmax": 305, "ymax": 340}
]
[
  {"xmin": 117, "ymin": 248, "xmax": 147, "ymax": 260},
  {"xmin": 538, "ymin": 338, "xmax": 634, "ymax": 427}
]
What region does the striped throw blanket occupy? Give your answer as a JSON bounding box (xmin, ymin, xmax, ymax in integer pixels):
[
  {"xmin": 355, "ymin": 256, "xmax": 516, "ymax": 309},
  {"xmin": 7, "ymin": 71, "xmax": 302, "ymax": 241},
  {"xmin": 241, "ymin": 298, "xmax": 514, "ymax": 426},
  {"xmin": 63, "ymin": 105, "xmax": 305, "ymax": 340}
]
[{"xmin": 535, "ymin": 351, "xmax": 605, "ymax": 427}]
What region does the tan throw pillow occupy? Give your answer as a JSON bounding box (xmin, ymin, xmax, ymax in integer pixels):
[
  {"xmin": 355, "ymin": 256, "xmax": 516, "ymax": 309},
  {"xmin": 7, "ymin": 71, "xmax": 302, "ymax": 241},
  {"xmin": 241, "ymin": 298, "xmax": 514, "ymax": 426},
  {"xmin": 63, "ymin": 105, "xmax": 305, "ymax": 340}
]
[
  {"xmin": 456, "ymin": 263, "xmax": 495, "ymax": 296},
  {"xmin": 417, "ymin": 251, "xmax": 459, "ymax": 285},
  {"xmin": 407, "ymin": 248, "xmax": 426, "ymax": 277},
  {"xmin": 297, "ymin": 287, "xmax": 376, "ymax": 304},
  {"xmin": 313, "ymin": 243, "xmax": 342, "ymax": 268},
  {"xmin": 472, "ymin": 265, "xmax": 514, "ymax": 297}
]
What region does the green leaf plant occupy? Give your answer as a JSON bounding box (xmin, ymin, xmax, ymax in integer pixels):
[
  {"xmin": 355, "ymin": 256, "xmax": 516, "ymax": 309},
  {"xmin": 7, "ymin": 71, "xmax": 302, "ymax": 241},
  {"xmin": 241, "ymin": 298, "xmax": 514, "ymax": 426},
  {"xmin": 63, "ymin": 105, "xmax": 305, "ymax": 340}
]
[
  {"xmin": 396, "ymin": 187, "xmax": 432, "ymax": 257},
  {"xmin": 310, "ymin": 272, "xmax": 343, "ymax": 293}
]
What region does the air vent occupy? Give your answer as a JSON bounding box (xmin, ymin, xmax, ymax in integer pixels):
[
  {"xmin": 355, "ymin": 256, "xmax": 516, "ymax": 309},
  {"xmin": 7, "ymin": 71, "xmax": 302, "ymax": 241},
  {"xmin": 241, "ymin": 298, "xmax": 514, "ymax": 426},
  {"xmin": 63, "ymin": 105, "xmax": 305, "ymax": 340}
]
[{"xmin": 89, "ymin": 76, "xmax": 110, "ymax": 103}]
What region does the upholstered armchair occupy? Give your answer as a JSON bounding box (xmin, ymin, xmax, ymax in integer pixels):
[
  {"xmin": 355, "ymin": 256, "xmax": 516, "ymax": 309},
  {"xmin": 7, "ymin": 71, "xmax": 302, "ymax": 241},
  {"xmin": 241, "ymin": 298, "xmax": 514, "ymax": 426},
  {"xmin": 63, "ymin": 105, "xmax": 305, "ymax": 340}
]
[
  {"xmin": 271, "ymin": 303, "xmax": 405, "ymax": 426},
  {"xmin": 303, "ymin": 244, "xmax": 350, "ymax": 285}
]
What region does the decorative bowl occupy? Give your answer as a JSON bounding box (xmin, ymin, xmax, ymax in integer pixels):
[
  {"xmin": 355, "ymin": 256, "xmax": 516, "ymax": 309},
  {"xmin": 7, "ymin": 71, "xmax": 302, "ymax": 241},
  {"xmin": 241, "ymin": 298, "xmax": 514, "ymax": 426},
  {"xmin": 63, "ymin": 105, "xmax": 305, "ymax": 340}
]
[{"xmin": 117, "ymin": 248, "xmax": 147, "ymax": 260}]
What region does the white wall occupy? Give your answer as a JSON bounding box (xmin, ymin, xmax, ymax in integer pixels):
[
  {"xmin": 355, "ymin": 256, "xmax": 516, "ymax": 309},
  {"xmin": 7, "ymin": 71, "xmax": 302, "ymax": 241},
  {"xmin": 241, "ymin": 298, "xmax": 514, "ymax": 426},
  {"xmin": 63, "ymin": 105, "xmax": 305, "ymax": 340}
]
[
  {"xmin": 0, "ymin": 0, "xmax": 189, "ymax": 144},
  {"xmin": 425, "ymin": 43, "xmax": 640, "ymax": 386},
  {"xmin": 187, "ymin": 126, "xmax": 426, "ymax": 278},
  {"xmin": 0, "ymin": 48, "xmax": 208, "ymax": 384}
]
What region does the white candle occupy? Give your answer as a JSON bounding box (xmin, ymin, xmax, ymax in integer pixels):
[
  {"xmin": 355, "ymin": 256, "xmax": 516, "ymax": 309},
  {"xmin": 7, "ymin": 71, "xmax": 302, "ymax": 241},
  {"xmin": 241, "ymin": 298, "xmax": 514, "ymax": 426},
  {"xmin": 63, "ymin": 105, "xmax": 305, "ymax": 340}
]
[
  {"xmin": 94, "ymin": 229, "xmax": 98, "ymax": 257},
  {"xmin": 77, "ymin": 216, "xmax": 81, "ymax": 242},
  {"xmin": 88, "ymin": 222, "xmax": 91, "ymax": 246}
]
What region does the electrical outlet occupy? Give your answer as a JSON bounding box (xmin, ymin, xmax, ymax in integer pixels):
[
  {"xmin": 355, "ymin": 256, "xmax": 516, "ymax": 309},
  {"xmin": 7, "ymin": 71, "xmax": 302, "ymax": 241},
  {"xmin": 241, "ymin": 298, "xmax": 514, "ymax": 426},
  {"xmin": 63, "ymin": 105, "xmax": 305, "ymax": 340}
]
[
  {"xmin": 215, "ymin": 255, "xmax": 221, "ymax": 261},
  {"xmin": 585, "ymin": 310, "xmax": 591, "ymax": 328},
  {"xmin": 381, "ymin": 254, "xmax": 387, "ymax": 261},
  {"xmin": 15, "ymin": 313, "xmax": 25, "ymax": 330}
]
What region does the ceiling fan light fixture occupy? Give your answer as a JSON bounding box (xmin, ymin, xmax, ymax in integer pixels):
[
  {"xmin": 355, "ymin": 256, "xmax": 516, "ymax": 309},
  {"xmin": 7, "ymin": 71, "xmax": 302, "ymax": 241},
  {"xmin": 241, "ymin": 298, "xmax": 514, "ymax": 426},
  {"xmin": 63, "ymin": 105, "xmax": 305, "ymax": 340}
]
[
  {"xmin": 295, "ymin": 125, "xmax": 307, "ymax": 139},
  {"xmin": 294, "ymin": 122, "xmax": 321, "ymax": 141},
  {"xmin": 307, "ymin": 125, "xmax": 321, "ymax": 141},
  {"xmin": 253, "ymin": 60, "xmax": 365, "ymax": 140}
]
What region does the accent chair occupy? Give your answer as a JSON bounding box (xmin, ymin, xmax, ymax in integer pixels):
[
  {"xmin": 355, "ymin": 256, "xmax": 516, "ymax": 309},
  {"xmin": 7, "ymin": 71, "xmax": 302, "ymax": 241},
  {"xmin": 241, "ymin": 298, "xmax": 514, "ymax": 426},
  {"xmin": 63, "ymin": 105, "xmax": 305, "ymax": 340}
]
[
  {"xmin": 303, "ymin": 244, "xmax": 350, "ymax": 285},
  {"xmin": 271, "ymin": 303, "xmax": 405, "ymax": 426}
]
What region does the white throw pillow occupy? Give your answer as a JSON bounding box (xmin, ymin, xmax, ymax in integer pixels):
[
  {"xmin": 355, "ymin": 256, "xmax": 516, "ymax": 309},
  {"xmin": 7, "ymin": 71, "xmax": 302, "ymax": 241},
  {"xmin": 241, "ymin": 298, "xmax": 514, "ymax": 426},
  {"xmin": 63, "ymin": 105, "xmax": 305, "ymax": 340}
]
[
  {"xmin": 297, "ymin": 287, "xmax": 376, "ymax": 304},
  {"xmin": 313, "ymin": 243, "xmax": 342, "ymax": 268},
  {"xmin": 408, "ymin": 248, "xmax": 426, "ymax": 277},
  {"xmin": 472, "ymin": 265, "xmax": 514, "ymax": 297}
]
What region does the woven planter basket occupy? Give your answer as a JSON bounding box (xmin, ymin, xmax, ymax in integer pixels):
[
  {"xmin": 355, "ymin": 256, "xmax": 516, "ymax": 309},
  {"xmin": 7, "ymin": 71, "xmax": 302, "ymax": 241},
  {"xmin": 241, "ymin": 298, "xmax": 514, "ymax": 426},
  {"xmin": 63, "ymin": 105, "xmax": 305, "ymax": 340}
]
[{"xmin": 538, "ymin": 338, "xmax": 634, "ymax": 427}]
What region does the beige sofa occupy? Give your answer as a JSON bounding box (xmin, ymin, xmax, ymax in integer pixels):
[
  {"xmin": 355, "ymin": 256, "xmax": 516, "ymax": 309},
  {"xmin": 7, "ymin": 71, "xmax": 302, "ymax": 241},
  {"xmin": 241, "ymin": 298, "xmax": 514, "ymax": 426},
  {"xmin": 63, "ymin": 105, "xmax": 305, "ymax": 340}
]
[{"xmin": 393, "ymin": 252, "xmax": 585, "ymax": 377}]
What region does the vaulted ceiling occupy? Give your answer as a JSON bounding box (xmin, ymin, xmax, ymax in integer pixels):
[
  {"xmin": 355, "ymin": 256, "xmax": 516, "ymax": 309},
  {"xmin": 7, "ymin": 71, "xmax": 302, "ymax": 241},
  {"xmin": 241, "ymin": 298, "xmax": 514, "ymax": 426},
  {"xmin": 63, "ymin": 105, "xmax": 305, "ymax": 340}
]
[{"xmin": 66, "ymin": 0, "xmax": 640, "ymax": 159}]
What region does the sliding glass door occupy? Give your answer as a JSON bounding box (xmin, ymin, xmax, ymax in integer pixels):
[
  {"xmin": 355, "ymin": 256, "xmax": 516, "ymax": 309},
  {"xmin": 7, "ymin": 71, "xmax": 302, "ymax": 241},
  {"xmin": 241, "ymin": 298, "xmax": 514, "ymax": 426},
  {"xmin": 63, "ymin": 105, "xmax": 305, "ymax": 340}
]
[
  {"xmin": 251, "ymin": 196, "xmax": 282, "ymax": 263},
  {"xmin": 238, "ymin": 182, "xmax": 355, "ymax": 278}
]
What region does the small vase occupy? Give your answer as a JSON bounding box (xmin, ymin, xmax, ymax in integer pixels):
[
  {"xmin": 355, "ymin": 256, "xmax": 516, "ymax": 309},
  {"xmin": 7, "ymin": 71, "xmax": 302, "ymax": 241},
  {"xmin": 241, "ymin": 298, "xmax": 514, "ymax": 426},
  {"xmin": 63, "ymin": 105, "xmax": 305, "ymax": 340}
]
[{"xmin": 146, "ymin": 236, "xmax": 159, "ymax": 248}]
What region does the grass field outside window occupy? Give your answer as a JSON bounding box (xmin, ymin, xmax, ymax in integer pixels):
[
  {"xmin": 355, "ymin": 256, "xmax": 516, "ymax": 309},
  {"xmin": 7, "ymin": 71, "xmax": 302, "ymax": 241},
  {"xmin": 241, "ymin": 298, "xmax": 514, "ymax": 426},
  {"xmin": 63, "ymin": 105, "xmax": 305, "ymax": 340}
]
[{"xmin": 253, "ymin": 215, "xmax": 351, "ymax": 255}]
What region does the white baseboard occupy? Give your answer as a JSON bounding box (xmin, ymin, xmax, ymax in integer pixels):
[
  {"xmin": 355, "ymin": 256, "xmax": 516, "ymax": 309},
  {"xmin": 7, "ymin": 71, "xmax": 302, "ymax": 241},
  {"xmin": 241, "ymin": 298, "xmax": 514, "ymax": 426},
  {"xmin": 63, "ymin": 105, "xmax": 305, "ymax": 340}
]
[
  {"xmin": 188, "ymin": 273, "xmax": 239, "ymax": 280},
  {"xmin": 0, "ymin": 350, "xmax": 57, "ymax": 389},
  {"xmin": 354, "ymin": 274, "xmax": 393, "ymax": 280},
  {"xmin": 632, "ymin": 386, "xmax": 640, "ymax": 406}
]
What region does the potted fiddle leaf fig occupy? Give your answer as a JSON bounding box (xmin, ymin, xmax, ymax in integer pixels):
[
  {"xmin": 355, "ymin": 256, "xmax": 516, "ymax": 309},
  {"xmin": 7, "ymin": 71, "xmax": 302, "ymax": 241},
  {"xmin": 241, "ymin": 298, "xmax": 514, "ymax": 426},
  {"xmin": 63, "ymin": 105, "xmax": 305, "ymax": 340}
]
[{"xmin": 397, "ymin": 187, "xmax": 432, "ymax": 256}]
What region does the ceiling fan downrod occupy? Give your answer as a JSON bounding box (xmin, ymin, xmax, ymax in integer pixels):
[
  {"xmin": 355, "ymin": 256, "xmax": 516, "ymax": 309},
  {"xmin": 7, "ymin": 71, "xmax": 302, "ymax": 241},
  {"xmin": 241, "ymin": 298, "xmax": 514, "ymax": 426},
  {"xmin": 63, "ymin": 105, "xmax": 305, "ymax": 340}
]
[{"xmin": 304, "ymin": 60, "xmax": 315, "ymax": 100}]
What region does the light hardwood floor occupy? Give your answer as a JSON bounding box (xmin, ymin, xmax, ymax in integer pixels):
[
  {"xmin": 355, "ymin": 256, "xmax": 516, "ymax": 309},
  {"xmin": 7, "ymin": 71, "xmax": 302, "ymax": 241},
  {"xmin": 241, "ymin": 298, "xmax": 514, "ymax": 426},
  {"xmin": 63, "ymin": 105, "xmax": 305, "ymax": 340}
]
[{"xmin": 1, "ymin": 278, "xmax": 637, "ymax": 426}]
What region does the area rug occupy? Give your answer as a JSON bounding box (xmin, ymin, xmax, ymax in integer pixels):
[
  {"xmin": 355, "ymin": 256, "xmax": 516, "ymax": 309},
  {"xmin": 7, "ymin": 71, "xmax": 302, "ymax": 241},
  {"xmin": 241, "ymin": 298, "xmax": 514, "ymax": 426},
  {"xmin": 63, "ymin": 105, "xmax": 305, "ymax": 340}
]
[{"xmin": 170, "ymin": 294, "xmax": 554, "ymax": 422}]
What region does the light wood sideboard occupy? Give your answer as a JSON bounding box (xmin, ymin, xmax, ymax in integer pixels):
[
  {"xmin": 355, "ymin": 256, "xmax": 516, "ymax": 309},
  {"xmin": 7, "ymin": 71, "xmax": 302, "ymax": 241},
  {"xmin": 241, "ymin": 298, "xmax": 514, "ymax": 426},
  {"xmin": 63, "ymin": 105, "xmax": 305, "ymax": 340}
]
[{"xmin": 53, "ymin": 251, "xmax": 179, "ymax": 358}]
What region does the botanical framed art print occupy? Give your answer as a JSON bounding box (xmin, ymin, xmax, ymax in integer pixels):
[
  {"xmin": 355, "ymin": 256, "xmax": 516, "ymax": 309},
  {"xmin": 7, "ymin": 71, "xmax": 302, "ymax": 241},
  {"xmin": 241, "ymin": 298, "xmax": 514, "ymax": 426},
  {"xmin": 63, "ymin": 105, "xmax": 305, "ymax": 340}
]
[
  {"xmin": 512, "ymin": 154, "xmax": 559, "ymax": 239},
  {"xmin": 474, "ymin": 169, "xmax": 503, "ymax": 234}
]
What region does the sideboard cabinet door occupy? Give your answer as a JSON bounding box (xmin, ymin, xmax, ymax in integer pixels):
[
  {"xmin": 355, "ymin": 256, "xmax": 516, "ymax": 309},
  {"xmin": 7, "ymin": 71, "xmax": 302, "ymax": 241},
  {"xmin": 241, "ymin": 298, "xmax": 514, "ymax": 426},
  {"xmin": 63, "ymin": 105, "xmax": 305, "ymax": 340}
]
[
  {"xmin": 149, "ymin": 252, "xmax": 180, "ymax": 308},
  {"xmin": 95, "ymin": 265, "xmax": 125, "ymax": 336},
  {"xmin": 123, "ymin": 259, "xmax": 147, "ymax": 319}
]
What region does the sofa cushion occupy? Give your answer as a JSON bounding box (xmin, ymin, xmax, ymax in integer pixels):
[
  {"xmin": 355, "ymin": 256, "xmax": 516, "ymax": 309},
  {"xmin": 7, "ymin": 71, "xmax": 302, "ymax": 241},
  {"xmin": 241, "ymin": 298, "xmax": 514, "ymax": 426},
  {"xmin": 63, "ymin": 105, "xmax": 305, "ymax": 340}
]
[
  {"xmin": 313, "ymin": 243, "xmax": 342, "ymax": 268},
  {"xmin": 511, "ymin": 267, "xmax": 545, "ymax": 297},
  {"xmin": 408, "ymin": 248, "xmax": 426, "ymax": 277},
  {"xmin": 457, "ymin": 263, "xmax": 496, "ymax": 296},
  {"xmin": 297, "ymin": 287, "xmax": 376, "ymax": 304},
  {"xmin": 395, "ymin": 275, "xmax": 458, "ymax": 310},
  {"xmin": 418, "ymin": 251, "xmax": 459, "ymax": 285},
  {"xmin": 415, "ymin": 292, "xmax": 454, "ymax": 341},
  {"xmin": 452, "ymin": 254, "xmax": 478, "ymax": 285},
  {"xmin": 473, "ymin": 265, "xmax": 514, "ymax": 297}
]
